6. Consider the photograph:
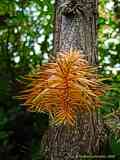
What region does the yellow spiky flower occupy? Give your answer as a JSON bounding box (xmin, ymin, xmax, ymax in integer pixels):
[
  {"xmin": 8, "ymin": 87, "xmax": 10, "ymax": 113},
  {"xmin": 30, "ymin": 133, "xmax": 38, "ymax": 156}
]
[{"xmin": 19, "ymin": 50, "xmax": 107, "ymax": 125}]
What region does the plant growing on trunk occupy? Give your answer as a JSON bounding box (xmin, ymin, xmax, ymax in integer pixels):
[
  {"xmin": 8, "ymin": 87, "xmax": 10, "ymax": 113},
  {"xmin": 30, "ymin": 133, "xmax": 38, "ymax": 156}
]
[
  {"xmin": 20, "ymin": 50, "xmax": 107, "ymax": 126},
  {"xmin": 19, "ymin": 0, "xmax": 111, "ymax": 159}
]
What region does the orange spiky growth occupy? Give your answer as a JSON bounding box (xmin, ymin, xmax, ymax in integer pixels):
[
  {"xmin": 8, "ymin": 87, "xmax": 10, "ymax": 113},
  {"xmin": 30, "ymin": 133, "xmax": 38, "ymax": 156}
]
[{"xmin": 19, "ymin": 50, "xmax": 107, "ymax": 125}]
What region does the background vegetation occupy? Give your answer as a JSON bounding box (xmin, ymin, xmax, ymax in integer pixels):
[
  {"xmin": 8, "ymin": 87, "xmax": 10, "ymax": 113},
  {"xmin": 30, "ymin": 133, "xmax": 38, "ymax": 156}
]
[{"xmin": 0, "ymin": 0, "xmax": 120, "ymax": 159}]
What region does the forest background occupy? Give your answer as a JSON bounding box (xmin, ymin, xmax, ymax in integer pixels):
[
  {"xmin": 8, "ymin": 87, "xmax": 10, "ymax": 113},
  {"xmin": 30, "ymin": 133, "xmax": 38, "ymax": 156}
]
[{"xmin": 0, "ymin": 0, "xmax": 120, "ymax": 159}]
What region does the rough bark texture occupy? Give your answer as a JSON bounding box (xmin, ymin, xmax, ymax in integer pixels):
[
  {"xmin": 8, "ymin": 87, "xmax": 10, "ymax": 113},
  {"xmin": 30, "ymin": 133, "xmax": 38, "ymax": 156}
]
[
  {"xmin": 53, "ymin": 0, "xmax": 98, "ymax": 64},
  {"xmin": 41, "ymin": 0, "xmax": 109, "ymax": 159}
]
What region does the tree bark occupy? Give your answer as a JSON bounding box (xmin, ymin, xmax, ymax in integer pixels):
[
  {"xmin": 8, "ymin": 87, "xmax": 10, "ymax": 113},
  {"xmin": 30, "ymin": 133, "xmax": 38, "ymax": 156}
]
[
  {"xmin": 53, "ymin": 0, "xmax": 98, "ymax": 64},
  {"xmin": 42, "ymin": 0, "xmax": 109, "ymax": 159}
]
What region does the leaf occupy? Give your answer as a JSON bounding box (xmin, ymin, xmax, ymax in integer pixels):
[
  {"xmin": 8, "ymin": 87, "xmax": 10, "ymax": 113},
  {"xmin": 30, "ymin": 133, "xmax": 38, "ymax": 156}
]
[{"xmin": 19, "ymin": 50, "xmax": 108, "ymax": 126}]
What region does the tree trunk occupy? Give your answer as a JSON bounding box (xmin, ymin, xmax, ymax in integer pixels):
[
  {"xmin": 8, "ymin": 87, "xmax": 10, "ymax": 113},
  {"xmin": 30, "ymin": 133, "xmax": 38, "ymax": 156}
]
[{"xmin": 42, "ymin": 0, "xmax": 109, "ymax": 159}]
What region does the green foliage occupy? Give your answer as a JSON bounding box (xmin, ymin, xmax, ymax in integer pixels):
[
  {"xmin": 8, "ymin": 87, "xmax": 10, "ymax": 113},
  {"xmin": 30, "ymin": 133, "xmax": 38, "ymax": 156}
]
[
  {"xmin": 0, "ymin": 0, "xmax": 120, "ymax": 159},
  {"xmin": 0, "ymin": 0, "xmax": 52, "ymax": 159},
  {"xmin": 98, "ymin": 0, "xmax": 120, "ymax": 156}
]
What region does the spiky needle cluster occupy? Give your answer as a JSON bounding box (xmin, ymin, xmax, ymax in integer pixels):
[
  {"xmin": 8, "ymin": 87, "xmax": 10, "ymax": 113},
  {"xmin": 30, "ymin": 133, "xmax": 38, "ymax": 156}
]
[{"xmin": 20, "ymin": 50, "xmax": 106, "ymax": 125}]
